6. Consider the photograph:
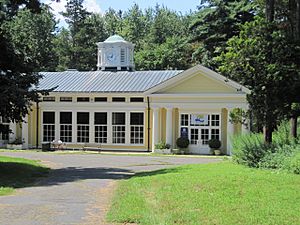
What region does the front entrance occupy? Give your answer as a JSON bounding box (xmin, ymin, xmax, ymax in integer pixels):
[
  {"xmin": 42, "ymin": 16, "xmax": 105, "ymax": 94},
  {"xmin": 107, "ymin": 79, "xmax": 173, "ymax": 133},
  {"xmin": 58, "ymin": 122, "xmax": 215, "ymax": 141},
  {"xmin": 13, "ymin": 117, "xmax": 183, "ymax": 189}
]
[
  {"xmin": 189, "ymin": 128, "xmax": 210, "ymax": 154},
  {"xmin": 179, "ymin": 113, "xmax": 221, "ymax": 155}
]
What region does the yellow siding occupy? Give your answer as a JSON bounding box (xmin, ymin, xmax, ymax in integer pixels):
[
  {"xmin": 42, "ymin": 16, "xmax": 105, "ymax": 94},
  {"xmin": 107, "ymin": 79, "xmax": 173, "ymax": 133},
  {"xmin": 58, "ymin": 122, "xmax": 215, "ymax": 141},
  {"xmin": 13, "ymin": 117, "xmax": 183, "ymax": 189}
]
[
  {"xmin": 160, "ymin": 108, "xmax": 166, "ymax": 142},
  {"xmin": 174, "ymin": 108, "xmax": 179, "ymax": 146},
  {"xmin": 161, "ymin": 73, "xmax": 236, "ymax": 93},
  {"xmin": 221, "ymin": 108, "xmax": 227, "ymax": 154}
]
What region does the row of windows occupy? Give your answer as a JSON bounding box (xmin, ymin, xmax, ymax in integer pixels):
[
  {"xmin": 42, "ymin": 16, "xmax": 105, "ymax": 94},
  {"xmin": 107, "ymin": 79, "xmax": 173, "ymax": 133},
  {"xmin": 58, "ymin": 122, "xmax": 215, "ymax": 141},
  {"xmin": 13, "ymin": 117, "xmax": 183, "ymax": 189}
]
[
  {"xmin": 42, "ymin": 96, "xmax": 144, "ymax": 103},
  {"xmin": 181, "ymin": 114, "xmax": 220, "ymax": 127},
  {"xmin": 43, "ymin": 112, "xmax": 144, "ymax": 145}
]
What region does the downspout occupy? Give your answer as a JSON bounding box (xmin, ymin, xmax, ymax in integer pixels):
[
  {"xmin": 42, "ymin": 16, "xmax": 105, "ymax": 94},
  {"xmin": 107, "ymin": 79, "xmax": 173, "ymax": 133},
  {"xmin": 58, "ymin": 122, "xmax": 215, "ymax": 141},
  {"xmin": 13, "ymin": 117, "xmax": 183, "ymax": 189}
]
[
  {"xmin": 36, "ymin": 101, "xmax": 39, "ymax": 149},
  {"xmin": 147, "ymin": 96, "xmax": 151, "ymax": 152}
]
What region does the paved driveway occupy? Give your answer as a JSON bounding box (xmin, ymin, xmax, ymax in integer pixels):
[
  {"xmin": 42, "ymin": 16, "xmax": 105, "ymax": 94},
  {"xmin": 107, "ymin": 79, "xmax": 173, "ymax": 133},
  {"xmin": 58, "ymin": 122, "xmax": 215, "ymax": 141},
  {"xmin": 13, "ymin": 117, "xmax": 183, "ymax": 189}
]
[{"xmin": 0, "ymin": 151, "xmax": 220, "ymax": 225}]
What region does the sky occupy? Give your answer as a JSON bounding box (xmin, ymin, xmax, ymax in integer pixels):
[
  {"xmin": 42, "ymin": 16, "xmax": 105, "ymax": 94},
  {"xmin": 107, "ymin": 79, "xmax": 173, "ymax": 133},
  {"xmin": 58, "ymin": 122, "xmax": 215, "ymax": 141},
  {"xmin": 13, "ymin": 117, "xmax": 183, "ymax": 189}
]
[{"xmin": 43, "ymin": 0, "xmax": 200, "ymax": 27}]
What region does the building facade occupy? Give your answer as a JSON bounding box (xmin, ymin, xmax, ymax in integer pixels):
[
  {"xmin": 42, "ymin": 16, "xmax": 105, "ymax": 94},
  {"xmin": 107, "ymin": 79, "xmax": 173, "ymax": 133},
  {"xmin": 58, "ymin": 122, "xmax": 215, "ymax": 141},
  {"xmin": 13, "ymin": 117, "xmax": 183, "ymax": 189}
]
[{"xmin": 0, "ymin": 35, "xmax": 250, "ymax": 154}]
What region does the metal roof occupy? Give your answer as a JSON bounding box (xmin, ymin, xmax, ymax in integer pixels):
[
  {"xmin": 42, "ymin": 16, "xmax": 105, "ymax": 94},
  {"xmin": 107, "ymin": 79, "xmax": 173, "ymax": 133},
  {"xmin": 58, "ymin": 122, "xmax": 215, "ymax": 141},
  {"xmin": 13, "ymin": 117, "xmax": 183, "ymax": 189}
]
[
  {"xmin": 37, "ymin": 70, "xmax": 183, "ymax": 93},
  {"xmin": 105, "ymin": 35, "xmax": 126, "ymax": 42}
]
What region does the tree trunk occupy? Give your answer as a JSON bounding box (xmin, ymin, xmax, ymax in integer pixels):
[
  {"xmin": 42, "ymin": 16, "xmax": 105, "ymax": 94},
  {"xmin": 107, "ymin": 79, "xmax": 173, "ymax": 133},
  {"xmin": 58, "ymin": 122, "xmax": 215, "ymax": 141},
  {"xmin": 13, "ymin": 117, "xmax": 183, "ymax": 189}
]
[
  {"xmin": 265, "ymin": 0, "xmax": 275, "ymax": 22},
  {"xmin": 296, "ymin": 0, "xmax": 300, "ymax": 40},
  {"xmin": 290, "ymin": 116, "xmax": 298, "ymax": 138},
  {"xmin": 263, "ymin": 125, "xmax": 273, "ymax": 143}
]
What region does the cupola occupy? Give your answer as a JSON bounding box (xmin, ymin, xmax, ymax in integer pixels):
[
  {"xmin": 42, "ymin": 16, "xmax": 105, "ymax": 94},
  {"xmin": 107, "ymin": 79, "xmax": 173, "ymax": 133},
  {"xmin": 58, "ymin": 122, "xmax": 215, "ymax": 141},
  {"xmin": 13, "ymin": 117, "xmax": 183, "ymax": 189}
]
[{"xmin": 97, "ymin": 35, "xmax": 135, "ymax": 71}]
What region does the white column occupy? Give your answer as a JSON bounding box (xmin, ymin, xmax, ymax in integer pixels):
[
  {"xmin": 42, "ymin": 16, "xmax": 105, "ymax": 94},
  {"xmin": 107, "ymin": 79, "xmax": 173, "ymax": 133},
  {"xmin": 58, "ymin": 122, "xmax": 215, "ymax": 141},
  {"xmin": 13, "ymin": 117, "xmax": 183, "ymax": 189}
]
[
  {"xmin": 72, "ymin": 111, "xmax": 77, "ymax": 143},
  {"xmin": 55, "ymin": 111, "xmax": 60, "ymax": 141},
  {"xmin": 22, "ymin": 116, "xmax": 29, "ymax": 149},
  {"xmin": 166, "ymin": 107, "xmax": 173, "ymax": 147},
  {"xmin": 9, "ymin": 122, "xmax": 17, "ymax": 143},
  {"xmin": 126, "ymin": 112, "xmax": 130, "ymax": 145},
  {"xmin": 89, "ymin": 112, "xmax": 95, "ymax": 144},
  {"xmin": 107, "ymin": 111, "xmax": 112, "ymax": 144},
  {"xmin": 227, "ymin": 108, "xmax": 234, "ymax": 155},
  {"xmin": 152, "ymin": 107, "xmax": 159, "ymax": 152}
]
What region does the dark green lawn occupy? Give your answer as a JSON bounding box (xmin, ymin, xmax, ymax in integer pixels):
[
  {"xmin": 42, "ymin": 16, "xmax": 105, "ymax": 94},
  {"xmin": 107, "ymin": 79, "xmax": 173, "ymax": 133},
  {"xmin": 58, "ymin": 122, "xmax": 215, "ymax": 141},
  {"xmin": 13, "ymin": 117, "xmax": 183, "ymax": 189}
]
[
  {"xmin": 107, "ymin": 162, "xmax": 300, "ymax": 225},
  {"xmin": 0, "ymin": 156, "xmax": 49, "ymax": 196}
]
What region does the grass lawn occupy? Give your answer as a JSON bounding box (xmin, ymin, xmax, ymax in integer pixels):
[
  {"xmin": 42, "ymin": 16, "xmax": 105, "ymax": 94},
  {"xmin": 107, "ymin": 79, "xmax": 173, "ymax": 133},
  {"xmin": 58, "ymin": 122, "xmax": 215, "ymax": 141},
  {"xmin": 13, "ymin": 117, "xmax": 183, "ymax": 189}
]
[
  {"xmin": 107, "ymin": 162, "xmax": 300, "ymax": 225},
  {"xmin": 0, "ymin": 156, "xmax": 49, "ymax": 196}
]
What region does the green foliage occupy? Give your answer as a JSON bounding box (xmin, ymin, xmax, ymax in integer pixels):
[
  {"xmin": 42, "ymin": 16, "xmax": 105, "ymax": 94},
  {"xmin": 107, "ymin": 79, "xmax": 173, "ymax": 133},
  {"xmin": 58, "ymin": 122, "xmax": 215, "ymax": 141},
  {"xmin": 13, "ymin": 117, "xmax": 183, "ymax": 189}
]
[
  {"xmin": 287, "ymin": 152, "xmax": 300, "ymax": 174},
  {"xmin": 176, "ymin": 137, "xmax": 190, "ymax": 148},
  {"xmin": 233, "ymin": 120, "xmax": 300, "ymax": 174},
  {"xmin": 208, "ymin": 139, "xmax": 221, "ymax": 149},
  {"xmin": 190, "ymin": 0, "xmax": 255, "ymax": 68},
  {"xmin": 232, "ymin": 133, "xmax": 269, "ymax": 167},
  {"xmin": 154, "ymin": 141, "xmax": 170, "ymax": 149},
  {"xmin": 229, "ymin": 108, "xmax": 249, "ymax": 126},
  {"xmin": 4, "ymin": 7, "xmax": 58, "ymax": 71},
  {"xmin": 0, "ymin": 0, "xmax": 47, "ymax": 126},
  {"xmin": 217, "ymin": 17, "xmax": 300, "ymax": 142}
]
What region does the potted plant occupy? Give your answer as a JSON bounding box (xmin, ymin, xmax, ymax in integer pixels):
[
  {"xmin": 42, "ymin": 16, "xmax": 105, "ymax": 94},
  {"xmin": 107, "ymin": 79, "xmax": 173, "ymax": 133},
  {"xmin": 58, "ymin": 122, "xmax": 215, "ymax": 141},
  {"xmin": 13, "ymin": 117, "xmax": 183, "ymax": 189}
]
[
  {"xmin": 7, "ymin": 139, "xmax": 24, "ymax": 150},
  {"xmin": 208, "ymin": 139, "xmax": 222, "ymax": 155},
  {"xmin": 154, "ymin": 141, "xmax": 171, "ymax": 154},
  {"xmin": 176, "ymin": 137, "xmax": 190, "ymax": 154}
]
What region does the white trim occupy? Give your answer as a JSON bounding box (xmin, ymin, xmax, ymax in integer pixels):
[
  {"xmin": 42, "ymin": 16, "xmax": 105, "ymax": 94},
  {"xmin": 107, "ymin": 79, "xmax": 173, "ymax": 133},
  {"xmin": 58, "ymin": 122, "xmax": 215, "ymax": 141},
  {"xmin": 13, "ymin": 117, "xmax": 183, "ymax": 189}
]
[{"xmin": 149, "ymin": 93, "xmax": 247, "ymax": 98}]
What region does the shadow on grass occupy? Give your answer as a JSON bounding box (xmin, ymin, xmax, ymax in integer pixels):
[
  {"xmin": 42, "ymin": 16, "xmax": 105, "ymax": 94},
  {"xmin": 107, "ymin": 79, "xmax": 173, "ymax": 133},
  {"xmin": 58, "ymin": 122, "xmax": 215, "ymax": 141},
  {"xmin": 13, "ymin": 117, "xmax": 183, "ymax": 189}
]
[
  {"xmin": 0, "ymin": 161, "xmax": 50, "ymax": 189},
  {"xmin": 133, "ymin": 166, "xmax": 190, "ymax": 178}
]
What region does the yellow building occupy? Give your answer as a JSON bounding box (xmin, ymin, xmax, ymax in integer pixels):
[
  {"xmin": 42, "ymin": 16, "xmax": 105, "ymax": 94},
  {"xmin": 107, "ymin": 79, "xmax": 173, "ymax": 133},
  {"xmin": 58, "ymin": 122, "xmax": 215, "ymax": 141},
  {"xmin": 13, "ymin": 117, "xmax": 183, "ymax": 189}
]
[{"xmin": 1, "ymin": 35, "xmax": 250, "ymax": 154}]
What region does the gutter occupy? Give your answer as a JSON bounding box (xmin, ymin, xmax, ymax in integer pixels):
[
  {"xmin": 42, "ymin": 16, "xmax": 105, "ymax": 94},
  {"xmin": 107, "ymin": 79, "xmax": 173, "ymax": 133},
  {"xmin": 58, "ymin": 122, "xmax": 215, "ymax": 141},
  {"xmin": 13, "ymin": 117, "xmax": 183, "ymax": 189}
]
[{"xmin": 147, "ymin": 96, "xmax": 151, "ymax": 152}]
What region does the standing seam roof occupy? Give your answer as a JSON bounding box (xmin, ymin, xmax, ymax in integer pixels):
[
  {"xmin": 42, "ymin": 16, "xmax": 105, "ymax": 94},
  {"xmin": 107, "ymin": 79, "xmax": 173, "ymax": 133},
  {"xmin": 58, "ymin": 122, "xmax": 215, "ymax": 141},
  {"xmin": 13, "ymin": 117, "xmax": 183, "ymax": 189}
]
[{"xmin": 37, "ymin": 70, "xmax": 183, "ymax": 93}]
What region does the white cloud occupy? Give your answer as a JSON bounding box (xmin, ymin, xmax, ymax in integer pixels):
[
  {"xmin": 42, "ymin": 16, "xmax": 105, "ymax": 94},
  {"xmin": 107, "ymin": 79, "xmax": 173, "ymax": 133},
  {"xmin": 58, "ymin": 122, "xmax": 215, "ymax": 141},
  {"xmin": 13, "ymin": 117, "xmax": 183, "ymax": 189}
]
[{"xmin": 43, "ymin": 0, "xmax": 102, "ymax": 27}]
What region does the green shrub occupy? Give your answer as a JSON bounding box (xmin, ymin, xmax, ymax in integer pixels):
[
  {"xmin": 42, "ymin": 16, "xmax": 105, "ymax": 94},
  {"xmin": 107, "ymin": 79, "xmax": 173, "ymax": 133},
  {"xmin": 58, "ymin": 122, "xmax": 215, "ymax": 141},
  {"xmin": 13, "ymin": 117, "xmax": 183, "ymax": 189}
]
[
  {"xmin": 232, "ymin": 133, "xmax": 270, "ymax": 167},
  {"xmin": 176, "ymin": 137, "xmax": 189, "ymax": 148},
  {"xmin": 155, "ymin": 141, "xmax": 170, "ymax": 149},
  {"xmin": 286, "ymin": 152, "xmax": 300, "ymax": 174},
  {"xmin": 208, "ymin": 139, "xmax": 221, "ymax": 149},
  {"xmin": 259, "ymin": 144, "xmax": 297, "ymax": 170}
]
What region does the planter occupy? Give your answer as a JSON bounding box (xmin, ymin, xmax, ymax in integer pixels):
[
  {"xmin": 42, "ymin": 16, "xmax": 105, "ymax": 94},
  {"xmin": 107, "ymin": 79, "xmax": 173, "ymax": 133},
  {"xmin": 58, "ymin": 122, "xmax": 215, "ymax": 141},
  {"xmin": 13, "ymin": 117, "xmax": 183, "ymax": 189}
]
[
  {"xmin": 154, "ymin": 149, "xmax": 172, "ymax": 154},
  {"xmin": 214, "ymin": 149, "xmax": 221, "ymax": 156},
  {"xmin": 172, "ymin": 148, "xmax": 180, "ymax": 155},
  {"xmin": 209, "ymin": 148, "xmax": 215, "ymax": 155},
  {"xmin": 6, "ymin": 144, "xmax": 23, "ymax": 150}
]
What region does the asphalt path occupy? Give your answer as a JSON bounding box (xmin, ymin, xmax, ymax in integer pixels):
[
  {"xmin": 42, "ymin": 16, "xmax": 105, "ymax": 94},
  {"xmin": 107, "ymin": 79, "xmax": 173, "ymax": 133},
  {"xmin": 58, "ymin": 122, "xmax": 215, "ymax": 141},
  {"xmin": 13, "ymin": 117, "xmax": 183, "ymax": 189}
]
[{"xmin": 0, "ymin": 151, "xmax": 220, "ymax": 225}]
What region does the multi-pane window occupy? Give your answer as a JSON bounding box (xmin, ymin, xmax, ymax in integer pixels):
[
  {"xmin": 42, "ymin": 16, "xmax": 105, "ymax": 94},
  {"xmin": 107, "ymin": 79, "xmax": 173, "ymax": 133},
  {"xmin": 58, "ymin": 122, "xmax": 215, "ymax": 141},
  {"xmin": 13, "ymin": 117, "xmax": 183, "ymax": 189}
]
[
  {"xmin": 60, "ymin": 112, "xmax": 72, "ymax": 142},
  {"xmin": 43, "ymin": 96, "xmax": 55, "ymax": 102},
  {"xmin": 112, "ymin": 97, "xmax": 126, "ymax": 102},
  {"xmin": 0, "ymin": 117, "xmax": 9, "ymax": 141},
  {"xmin": 95, "ymin": 112, "xmax": 107, "ymax": 143},
  {"xmin": 60, "ymin": 97, "xmax": 72, "ymax": 102},
  {"xmin": 77, "ymin": 112, "xmax": 89, "ymax": 143},
  {"xmin": 201, "ymin": 129, "xmax": 209, "ymax": 145},
  {"xmin": 130, "ymin": 97, "xmax": 144, "ymax": 102},
  {"xmin": 130, "ymin": 112, "xmax": 144, "ymax": 144},
  {"xmin": 112, "ymin": 112, "xmax": 126, "ymax": 144},
  {"xmin": 94, "ymin": 97, "xmax": 107, "ymax": 102},
  {"xmin": 211, "ymin": 129, "xmax": 220, "ymax": 140},
  {"xmin": 211, "ymin": 114, "xmax": 220, "ymax": 126},
  {"xmin": 181, "ymin": 114, "xmax": 189, "ymax": 126},
  {"xmin": 77, "ymin": 97, "xmax": 90, "ymax": 102},
  {"xmin": 43, "ymin": 112, "xmax": 55, "ymax": 142},
  {"xmin": 190, "ymin": 129, "xmax": 199, "ymax": 145}
]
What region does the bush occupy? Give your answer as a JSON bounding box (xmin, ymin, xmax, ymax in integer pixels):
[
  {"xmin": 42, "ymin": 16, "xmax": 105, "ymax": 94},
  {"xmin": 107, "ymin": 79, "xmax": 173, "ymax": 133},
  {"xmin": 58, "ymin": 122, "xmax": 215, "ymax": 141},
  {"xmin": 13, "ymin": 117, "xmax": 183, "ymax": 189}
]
[
  {"xmin": 258, "ymin": 144, "xmax": 297, "ymax": 170},
  {"xmin": 176, "ymin": 137, "xmax": 189, "ymax": 148},
  {"xmin": 232, "ymin": 133, "xmax": 271, "ymax": 167},
  {"xmin": 208, "ymin": 139, "xmax": 221, "ymax": 149},
  {"xmin": 155, "ymin": 141, "xmax": 170, "ymax": 149},
  {"xmin": 286, "ymin": 152, "xmax": 300, "ymax": 174}
]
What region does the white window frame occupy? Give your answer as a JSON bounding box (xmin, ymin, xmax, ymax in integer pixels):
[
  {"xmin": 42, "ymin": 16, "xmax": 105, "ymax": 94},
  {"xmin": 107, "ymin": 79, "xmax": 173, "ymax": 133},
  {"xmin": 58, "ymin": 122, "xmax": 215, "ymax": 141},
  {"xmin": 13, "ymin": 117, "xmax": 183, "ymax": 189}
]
[
  {"xmin": 130, "ymin": 112, "xmax": 144, "ymax": 145},
  {"xmin": 77, "ymin": 112, "xmax": 90, "ymax": 143},
  {"xmin": 94, "ymin": 112, "xmax": 108, "ymax": 144},
  {"xmin": 42, "ymin": 111, "xmax": 55, "ymax": 142},
  {"xmin": 60, "ymin": 112, "xmax": 72, "ymax": 143}
]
